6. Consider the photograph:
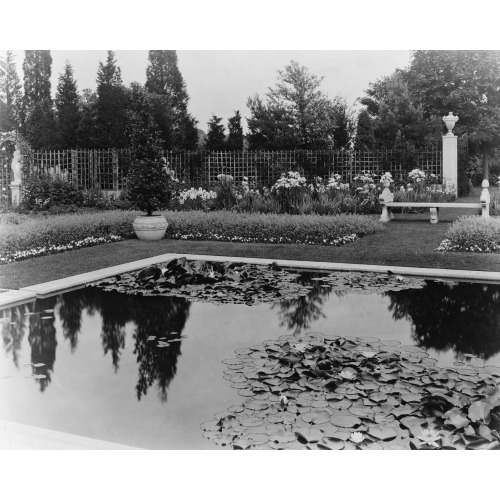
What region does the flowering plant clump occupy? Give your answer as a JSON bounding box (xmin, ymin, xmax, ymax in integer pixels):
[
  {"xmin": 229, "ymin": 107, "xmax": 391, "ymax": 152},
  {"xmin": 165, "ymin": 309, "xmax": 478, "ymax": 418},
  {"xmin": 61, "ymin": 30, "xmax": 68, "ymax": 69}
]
[
  {"xmin": 174, "ymin": 187, "xmax": 217, "ymax": 211},
  {"xmin": 271, "ymin": 171, "xmax": 307, "ymax": 191},
  {"xmin": 270, "ymin": 171, "xmax": 308, "ymax": 214},
  {"xmin": 436, "ymin": 216, "xmax": 500, "ymax": 253},
  {"xmin": 0, "ymin": 235, "xmax": 122, "ymax": 264},
  {"xmin": 380, "ymin": 172, "xmax": 394, "ymax": 185}
]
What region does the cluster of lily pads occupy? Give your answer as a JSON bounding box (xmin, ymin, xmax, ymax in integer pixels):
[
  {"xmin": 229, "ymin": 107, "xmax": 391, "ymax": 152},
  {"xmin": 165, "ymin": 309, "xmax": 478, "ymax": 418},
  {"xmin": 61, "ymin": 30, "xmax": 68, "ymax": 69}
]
[
  {"xmin": 90, "ymin": 258, "xmax": 313, "ymax": 306},
  {"xmin": 201, "ymin": 332, "xmax": 500, "ymax": 450},
  {"xmin": 90, "ymin": 258, "xmax": 429, "ymax": 305}
]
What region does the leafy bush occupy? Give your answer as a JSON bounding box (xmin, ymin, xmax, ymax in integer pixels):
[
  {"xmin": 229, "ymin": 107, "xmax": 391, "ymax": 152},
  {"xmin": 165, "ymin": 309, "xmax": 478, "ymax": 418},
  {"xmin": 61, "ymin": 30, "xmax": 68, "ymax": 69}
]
[
  {"xmin": 163, "ymin": 210, "xmax": 383, "ymax": 246},
  {"xmin": 126, "ymin": 159, "xmax": 172, "ymax": 215},
  {"xmin": 436, "ymin": 216, "xmax": 500, "ymax": 253},
  {"xmin": 21, "ymin": 173, "xmax": 84, "ymax": 211}
]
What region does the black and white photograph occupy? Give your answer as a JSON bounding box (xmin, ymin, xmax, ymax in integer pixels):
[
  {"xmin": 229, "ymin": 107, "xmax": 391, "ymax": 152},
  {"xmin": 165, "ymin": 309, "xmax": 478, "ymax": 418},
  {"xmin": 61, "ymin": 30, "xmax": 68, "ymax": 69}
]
[{"xmin": 0, "ymin": 1, "xmax": 499, "ymax": 498}]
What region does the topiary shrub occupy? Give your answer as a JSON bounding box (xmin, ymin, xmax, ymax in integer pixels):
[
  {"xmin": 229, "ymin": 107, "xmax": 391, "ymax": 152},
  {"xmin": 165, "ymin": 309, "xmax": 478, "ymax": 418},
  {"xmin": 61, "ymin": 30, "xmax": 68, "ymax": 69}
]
[{"xmin": 126, "ymin": 159, "xmax": 172, "ymax": 215}]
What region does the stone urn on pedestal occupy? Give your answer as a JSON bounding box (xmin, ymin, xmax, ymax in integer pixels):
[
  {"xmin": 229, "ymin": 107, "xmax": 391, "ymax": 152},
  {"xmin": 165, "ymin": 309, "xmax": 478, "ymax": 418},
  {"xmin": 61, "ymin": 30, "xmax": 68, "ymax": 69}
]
[{"xmin": 127, "ymin": 158, "xmax": 171, "ymax": 241}]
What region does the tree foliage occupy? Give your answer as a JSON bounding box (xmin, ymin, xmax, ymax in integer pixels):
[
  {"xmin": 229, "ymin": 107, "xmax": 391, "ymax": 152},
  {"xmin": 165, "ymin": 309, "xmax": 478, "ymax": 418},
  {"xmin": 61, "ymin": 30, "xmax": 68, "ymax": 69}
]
[
  {"xmin": 247, "ymin": 60, "xmax": 343, "ymax": 150},
  {"xmin": 406, "ymin": 50, "xmax": 500, "ymax": 177},
  {"xmin": 354, "ymin": 109, "xmax": 375, "ymax": 150},
  {"xmin": 0, "ymin": 50, "xmax": 23, "ymax": 132},
  {"xmin": 24, "ymin": 97, "xmax": 58, "ymax": 150},
  {"xmin": 361, "ymin": 72, "xmax": 441, "ymax": 149},
  {"xmin": 22, "ymin": 50, "xmax": 52, "ymax": 114},
  {"xmin": 76, "ymin": 89, "xmax": 98, "ymax": 149},
  {"xmin": 95, "ymin": 51, "xmax": 128, "ymax": 148},
  {"xmin": 226, "ymin": 110, "xmax": 244, "ymax": 150},
  {"xmin": 205, "ymin": 114, "xmax": 226, "ymax": 150},
  {"xmin": 145, "ymin": 50, "xmax": 197, "ymax": 150},
  {"xmin": 55, "ymin": 61, "xmax": 80, "ymax": 149}
]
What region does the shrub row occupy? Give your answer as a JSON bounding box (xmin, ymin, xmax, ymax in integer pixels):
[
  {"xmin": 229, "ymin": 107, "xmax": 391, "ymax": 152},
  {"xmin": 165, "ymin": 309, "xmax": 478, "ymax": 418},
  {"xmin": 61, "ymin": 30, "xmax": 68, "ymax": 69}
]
[
  {"xmin": 162, "ymin": 210, "xmax": 384, "ymax": 245},
  {"xmin": 436, "ymin": 216, "xmax": 500, "ymax": 253}
]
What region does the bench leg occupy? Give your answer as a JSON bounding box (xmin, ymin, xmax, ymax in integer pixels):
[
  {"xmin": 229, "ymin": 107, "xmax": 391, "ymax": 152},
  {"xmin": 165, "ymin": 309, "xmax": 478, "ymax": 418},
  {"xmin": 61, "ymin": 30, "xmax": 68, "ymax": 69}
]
[
  {"xmin": 430, "ymin": 207, "xmax": 438, "ymax": 224},
  {"xmin": 481, "ymin": 202, "xmax": 490, "ymax": 219},
  {"xmin": 380, "ymin": 205, "xmax": 391, "ymax": 222}
]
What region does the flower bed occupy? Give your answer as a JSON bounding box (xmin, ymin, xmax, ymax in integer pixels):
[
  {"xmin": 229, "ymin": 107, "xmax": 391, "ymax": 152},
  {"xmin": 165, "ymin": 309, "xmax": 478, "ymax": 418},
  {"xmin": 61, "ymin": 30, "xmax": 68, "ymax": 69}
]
[
  {"xmin": 0, "ymin": 209, "xmax": 383, "ymax": 264},
  {"xmin": 163, "ymin": 210, "xmax": 383, "ymax": 246},
  {"xmin": 0, "ymin": 210, "xmax": 136, "ymax": 264},
  {"xmin": 436, "ymin": 216, "xmax": 500, "ymax": 253}
]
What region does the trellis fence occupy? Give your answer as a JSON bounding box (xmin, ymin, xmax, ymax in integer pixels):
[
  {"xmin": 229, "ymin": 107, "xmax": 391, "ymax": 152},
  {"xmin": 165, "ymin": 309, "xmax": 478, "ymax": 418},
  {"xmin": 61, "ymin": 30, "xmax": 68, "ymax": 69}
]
[{"xmin": 19, "ymin": 147, "xmax": 443, "ymax": 192}]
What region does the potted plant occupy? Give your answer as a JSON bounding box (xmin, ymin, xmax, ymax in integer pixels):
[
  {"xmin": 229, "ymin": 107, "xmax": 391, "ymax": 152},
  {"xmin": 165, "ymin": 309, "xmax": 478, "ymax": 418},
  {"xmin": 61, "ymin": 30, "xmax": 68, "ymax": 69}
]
[{"xmin": 127, "ymin": 157, "xmax": 171, "ymax": 241}]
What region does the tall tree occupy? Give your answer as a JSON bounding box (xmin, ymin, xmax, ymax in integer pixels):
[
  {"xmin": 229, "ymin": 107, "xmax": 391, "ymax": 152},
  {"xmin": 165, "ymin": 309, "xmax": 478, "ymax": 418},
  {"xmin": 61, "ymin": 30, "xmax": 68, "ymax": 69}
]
[
  {"xmin": 55, "ymin": 61, "xmax": 80, "ymax": 149},
  {"xmin": 354, "ymin": 109, "xmax": 375, "ymax": 150},
  {"xmin": 247, "ymin": 60, "xmax": 340, "ymax": 150},
  {"xmin": 330, "ymin": 96, "xmax": 354, "ymax": 149},
  {"xmin": 406, "ymin": 50, "xmax": 500, "ymax": 178},
  {"xmin": 226, "ymin": 110, "xmax": 244, "ymax": 150},
  {"xmin": 76, "ymin": 89, "xmax": 98, "ymax": 149},
  {"xmin": 0, "ymin": 51, "xmax": 23, "ymax": 132},
  {"xmin": 24, "ymin": 97, "xmax": 58, "ymax": 149},
  {"xmin": 205, "ymin": 115, "xmax": 226, "ymax": 150},
  {"xmin": 22, "ymin": 50, "xmax": 52, "ymax": 112},
  {"xmin": 362, "ymin": 73, "xmax": 441, "ymax": 149},
  {"xmin": 95, "ymin": 51, "xmax": 128, "ymax": 148},
  {"xmin": 145, "ymin": 50, "xmax": 197, "ymax": 150},
  {"xmin": 126, "ymin": 82, "xmax": 163, "ymax": 161}
]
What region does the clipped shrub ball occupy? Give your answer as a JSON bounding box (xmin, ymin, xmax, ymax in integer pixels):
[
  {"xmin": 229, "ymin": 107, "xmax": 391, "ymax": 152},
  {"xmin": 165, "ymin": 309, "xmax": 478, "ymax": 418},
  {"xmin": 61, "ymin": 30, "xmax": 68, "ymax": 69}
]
[{"xmin": 126, "ymin": 159, "xmax": 171, "ymax": 216}]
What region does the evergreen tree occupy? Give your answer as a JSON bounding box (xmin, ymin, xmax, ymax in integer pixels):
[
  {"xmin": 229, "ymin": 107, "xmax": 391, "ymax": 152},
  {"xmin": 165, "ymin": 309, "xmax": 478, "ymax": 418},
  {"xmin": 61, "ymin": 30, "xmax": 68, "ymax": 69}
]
[
  {"xmin": 330, "ymin": 97, "xmax": 354, "ymax": 149},
  {"xmin": 226, "ymin": 110, "xmax": 244, "ymax": 150},
  {"xmin": 247, "ymin": 60, "xmax": 339, "ymax": 150},
  {"xmin": 354, "ymin": 109, "xmax": 375, "ymax": 150},
  {"xmin": 145, "ymin": 50, "xmax": 197, "ymax": 150},
  {"xmin": 55, "ymin": 61, "xmax": 80, "ymax": 149},
  {"xmin": 22, "ymin": 50, "xmax": 52, "ymax": 112},
  {"xmin": 0, "ymin": 50, "xmax": 23, "ymax": 132},
  {"xmin": 205, "ymin": 115, "xmax": 226, "ymax": 150},
  {"xmin": 76, "ymin": 89, "xmax": 98, "ymax": 149},
  {"xmin": 126, "ymin": 82, "xmax": 163, "ymax": 161},
  {"xmin": 95, "ymin": 51, "xmax": 128, "ymax": 148},
  {"xmin": 24, "ymin": 97, "xmax": 58, "ymax": 149},
  {"xmin": 145, "ymin": 50, "xmax": 188, "ymax": 113}
]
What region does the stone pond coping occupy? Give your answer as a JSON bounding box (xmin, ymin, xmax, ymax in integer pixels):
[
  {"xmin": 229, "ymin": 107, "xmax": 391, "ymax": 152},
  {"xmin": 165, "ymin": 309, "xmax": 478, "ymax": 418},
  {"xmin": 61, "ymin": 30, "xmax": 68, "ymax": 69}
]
[
  {"xmin": 0, "ymin": 419, "xmax": 141, "ymax": 450},
  {"xmin": 0, "ymin": 253, "xmax": 497, "ymax": 306}
]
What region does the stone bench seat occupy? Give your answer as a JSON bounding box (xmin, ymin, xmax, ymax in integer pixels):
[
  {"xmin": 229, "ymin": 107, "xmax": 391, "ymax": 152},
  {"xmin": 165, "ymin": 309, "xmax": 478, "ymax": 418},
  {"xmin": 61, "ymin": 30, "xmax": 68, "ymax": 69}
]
[
  {"xmin": 384, "ymin": 202, "xmax": 482, "ymax": 209},
  {"xmin": 379, "ymin": 181, "xmax": 491, "ymax": 224}
]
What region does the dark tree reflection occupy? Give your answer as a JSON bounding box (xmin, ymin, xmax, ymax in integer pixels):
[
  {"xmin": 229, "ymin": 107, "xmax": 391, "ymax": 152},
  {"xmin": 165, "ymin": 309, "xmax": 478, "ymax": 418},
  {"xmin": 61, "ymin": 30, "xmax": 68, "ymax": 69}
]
[
  {"xmin": 271, "ymin": 273, "xmax": 338, "ymax": 335},
  {"xmin": 27, "ymin": 297, "xmax": 58, "ymax": 391},
  {"xmin": 129, "ymin": 296, "xmax": 190, "ymax": 402},
  {"xmin": 1, "ymin": 304, "xmax": 29, "ymax": 368},
  {"xmin": 386, "ymin": 281, "xmax": 500, "ymax": 360}
]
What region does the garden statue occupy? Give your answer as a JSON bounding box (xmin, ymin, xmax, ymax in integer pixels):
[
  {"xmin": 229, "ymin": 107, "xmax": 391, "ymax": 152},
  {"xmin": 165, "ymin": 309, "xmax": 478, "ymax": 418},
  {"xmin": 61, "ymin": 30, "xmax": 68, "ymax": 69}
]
[{"xmin": 379, "ymin": 179, "xmax": 394, "ymax": 222}]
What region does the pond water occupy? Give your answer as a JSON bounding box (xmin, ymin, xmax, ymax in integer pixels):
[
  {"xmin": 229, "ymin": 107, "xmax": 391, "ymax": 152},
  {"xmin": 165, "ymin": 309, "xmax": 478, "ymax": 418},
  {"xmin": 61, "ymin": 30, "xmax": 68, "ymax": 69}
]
[{"xmin": 1, "ymin": 269, "xmax": 500, "ymax": 450}]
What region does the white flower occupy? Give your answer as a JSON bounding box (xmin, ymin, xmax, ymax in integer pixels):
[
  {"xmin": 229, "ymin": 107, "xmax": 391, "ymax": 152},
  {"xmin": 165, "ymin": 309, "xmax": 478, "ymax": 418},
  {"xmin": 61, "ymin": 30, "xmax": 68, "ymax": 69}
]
[
  {"xmin": 293, "ymin": 342, "xmax": 307, "ymax": 352},
  {"xmin": 279, "ymin": 395, "xmax": 289, "ymax": 407},
  {"xmin": 417, "ymin": 428, "xmax": 441, "ymax": 447},
  {"xmin": 350, "ymin": 432, "xmax": 364, "ymax": 444},
  {"xmin": 339, "ymin": 368, "xmax": 356, "ymax": 380}
]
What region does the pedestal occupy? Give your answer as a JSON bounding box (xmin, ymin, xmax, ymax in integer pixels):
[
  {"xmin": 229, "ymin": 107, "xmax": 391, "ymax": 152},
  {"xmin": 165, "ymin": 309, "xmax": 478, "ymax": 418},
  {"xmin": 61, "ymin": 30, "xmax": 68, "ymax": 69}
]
[
  {"xmin": 442, "ymin": 134, "xmax": 458, "ymax": 196},
  {"xmin": 10, "ymin": 180, "xmax": 21, "ymax": 208}
]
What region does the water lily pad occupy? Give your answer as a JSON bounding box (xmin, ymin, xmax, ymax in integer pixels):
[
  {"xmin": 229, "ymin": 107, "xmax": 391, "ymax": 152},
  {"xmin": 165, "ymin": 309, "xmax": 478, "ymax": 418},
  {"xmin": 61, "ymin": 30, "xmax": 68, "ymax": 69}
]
[
  {"xmin": 468, "ymin": 401, "xmax": 492, "ymax": 423},
  {"xmin": 295, "ymin": 428, "xmax": 324, "ymax": 444},
  {"xmin": 301, "ymin": 410, "xmax": 331, "ymax": 425},
  {"xmin": 331, "ymin": 415, "xmax": 362, "ymax": 428},
  {"xmin": 368, "ymin": 424, "xmax": 399, "ymax": 441}
]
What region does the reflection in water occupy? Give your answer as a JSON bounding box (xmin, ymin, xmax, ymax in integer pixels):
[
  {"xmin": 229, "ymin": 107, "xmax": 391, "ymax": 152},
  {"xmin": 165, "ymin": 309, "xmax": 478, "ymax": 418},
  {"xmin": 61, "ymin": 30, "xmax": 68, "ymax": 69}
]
[
  {"xmin": 0, "ymin": 289, "xmax": 191, "ymax": 401},
  {"xmin": 2, "ymin": 276, "xmax": 500, "ymax": 400},
  {"xmin": 386, "ymin": 281, "xmax": 500, "ymax": 360},
  {"xmin": 271, "ymin": 273, "xmax": 339, "ymax": 334}
]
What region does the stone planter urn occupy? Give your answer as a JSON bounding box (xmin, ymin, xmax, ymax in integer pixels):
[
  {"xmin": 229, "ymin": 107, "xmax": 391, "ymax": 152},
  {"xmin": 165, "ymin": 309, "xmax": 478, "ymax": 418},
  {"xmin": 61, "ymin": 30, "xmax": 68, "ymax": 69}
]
[{"xmin": 133, "ymin": 214, "xmax": 168, "ymax": 241}]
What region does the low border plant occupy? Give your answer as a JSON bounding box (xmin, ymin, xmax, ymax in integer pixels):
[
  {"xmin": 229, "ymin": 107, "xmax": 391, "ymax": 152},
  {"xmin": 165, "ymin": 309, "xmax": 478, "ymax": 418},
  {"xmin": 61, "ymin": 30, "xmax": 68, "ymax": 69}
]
[{"xmin": 436, "ymin": 216, "xmax": 500, "ymax": 253}]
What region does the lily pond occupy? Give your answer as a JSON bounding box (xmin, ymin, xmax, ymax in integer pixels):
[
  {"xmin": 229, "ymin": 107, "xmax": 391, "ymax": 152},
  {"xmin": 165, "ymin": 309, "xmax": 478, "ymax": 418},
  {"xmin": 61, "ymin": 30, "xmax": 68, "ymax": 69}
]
[{"xmin": 1, "ymin": 258, "xmax": 500, "ymax": 450}]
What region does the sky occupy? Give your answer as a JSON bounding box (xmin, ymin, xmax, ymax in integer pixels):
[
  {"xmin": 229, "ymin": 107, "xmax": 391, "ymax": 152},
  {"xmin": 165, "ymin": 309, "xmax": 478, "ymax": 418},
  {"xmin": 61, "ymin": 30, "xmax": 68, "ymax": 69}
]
[{"xmin": 9, "ymin": 49, "xmax": 412, "ymax": 133}]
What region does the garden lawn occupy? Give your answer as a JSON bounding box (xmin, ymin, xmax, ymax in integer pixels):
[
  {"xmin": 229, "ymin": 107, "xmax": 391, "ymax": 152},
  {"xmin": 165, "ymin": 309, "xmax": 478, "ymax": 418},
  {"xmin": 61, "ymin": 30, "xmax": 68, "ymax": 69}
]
[{"xmin": 1, "ymin": 215, "xmax": 499, "ymax": 290}]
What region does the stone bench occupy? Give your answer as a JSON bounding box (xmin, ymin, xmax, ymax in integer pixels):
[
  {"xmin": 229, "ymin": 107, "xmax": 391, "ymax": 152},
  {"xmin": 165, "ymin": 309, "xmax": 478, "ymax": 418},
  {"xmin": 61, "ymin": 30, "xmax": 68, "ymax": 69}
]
[{"xmin": 379, "ymin": 180, "xmax": 491, "ymax": 224}]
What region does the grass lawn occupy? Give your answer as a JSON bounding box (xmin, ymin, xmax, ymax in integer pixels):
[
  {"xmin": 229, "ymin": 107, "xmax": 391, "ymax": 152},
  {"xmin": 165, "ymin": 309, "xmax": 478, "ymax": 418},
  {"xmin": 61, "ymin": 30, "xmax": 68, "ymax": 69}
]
[{"xmin": 1, "ymin": 212, "xmax": 499, "ymax": 290}]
